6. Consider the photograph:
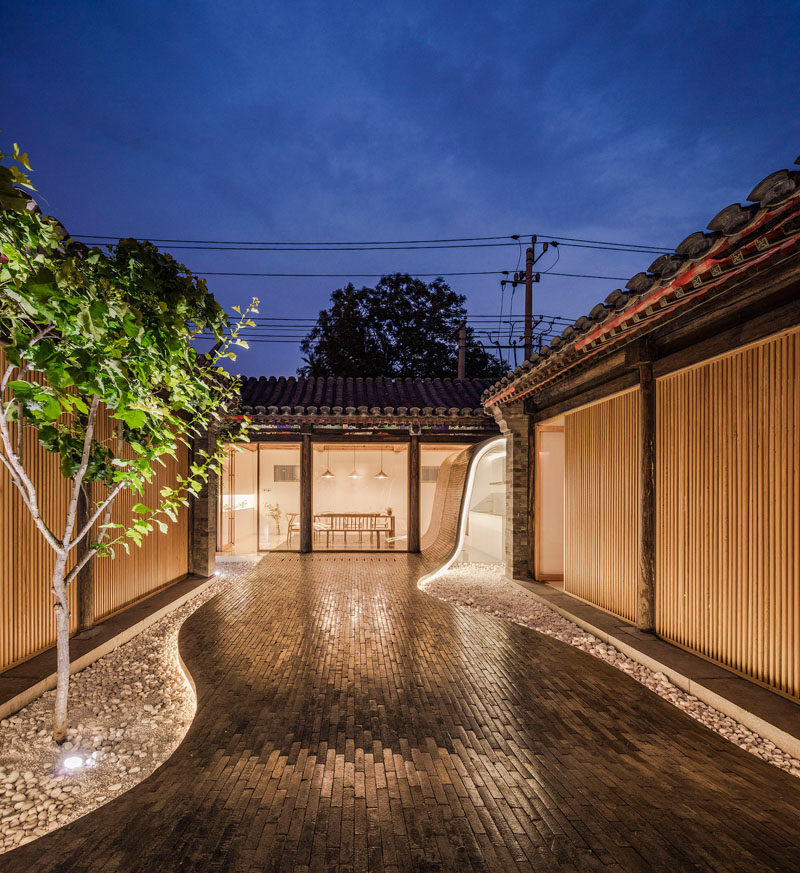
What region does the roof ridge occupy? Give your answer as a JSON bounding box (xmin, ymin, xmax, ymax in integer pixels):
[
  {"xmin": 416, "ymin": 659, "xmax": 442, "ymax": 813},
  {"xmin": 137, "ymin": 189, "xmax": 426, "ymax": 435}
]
[{"xmin": 482, "ymin": 160, "xmax": 800, "ymax": 406}]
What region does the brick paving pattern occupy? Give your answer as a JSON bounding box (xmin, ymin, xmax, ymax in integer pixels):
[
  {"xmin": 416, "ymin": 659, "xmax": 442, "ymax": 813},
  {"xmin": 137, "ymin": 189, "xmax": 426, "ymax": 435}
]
[{"xmin": 3, "ymin": 551, "xmax": 800, "ymax": 872}]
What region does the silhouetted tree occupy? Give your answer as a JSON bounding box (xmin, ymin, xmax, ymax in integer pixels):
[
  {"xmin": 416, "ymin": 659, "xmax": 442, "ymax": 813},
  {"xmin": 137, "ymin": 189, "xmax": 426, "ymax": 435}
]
[{"xmin": 299, "ymin": 274, "xmax": 507, "ymax": 379}]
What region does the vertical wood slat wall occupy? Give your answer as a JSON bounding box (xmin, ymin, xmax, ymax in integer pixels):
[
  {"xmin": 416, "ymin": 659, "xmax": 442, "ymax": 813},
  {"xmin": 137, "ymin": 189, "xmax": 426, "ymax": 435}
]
[
  {"xmin": 657, "ymin": 327, "xmax": 800, "ymax": 698},
  {"xmin": 0, "ymin": 353, "xmax": 78, "ymax": 668},
  {"xmin": 0, "ymin": 348, "xmax": 189, "ymax": 670},
  {"xmin": 564, "ymin": 390, "xmax": 639, "ymax": 622},
  {"xmin": 91, "ymin": 444, "xmax": 189, "ymax": 622}
]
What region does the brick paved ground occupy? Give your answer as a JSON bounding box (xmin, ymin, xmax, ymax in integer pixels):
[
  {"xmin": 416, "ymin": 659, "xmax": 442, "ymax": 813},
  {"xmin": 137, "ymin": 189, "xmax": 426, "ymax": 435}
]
[{"xmin": 3, "ymin": 551, "xmax": 800, "ymax": 873}]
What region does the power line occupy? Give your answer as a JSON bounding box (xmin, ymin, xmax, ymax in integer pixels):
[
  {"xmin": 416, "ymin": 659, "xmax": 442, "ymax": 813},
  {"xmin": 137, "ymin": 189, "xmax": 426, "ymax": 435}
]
[
  {"xmin": 198, "ymin": 269, "xmax": 629, "ymax": 280},
  {"xmin": 73, "ymin": 231, "xmax": 672, "ymax": 252},
  {"xmin": 74, "ymin": 239, "xmax": 667, "ymax": 254}
]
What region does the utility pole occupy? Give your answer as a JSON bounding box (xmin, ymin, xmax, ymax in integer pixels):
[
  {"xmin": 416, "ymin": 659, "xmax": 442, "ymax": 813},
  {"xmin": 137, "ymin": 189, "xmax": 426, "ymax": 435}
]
[
  {"xmin": 457, "ymin": 320, "xmax": 466, "ymax": 379},
  {"xmin": 524, "ymin": 237, "xmax": 534, "ymax": 359},
  {"xmin": 524, "ymin": 235, "xmax": 549, "ymax": 359}
]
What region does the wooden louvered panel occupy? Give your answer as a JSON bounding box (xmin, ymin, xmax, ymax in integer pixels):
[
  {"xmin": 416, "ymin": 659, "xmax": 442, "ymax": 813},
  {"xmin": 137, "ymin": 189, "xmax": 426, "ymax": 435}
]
[
  {"xmin": 91, "ymin": 441, "xmax": 189, "ymax": 621},
  {"xmin": 0, "ymin": 348, "xmax": 78, "ymax": 669},
  {"xmin": 0, "ymin": 348, "xmax": 189, "ymax": 670},
  {"xmin": 563, "ymin": 390, "xmax": 640, "ymax": 622},
  {"xmin": 657, "ymin": 327, "xmax": 800, "ymax": 699}
]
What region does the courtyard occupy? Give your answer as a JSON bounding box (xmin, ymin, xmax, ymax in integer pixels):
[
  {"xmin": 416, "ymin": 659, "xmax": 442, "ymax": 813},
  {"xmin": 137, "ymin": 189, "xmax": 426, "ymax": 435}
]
[{"xmin": 2, "ymin": 550, "xmax": 799, "ymax": 873}]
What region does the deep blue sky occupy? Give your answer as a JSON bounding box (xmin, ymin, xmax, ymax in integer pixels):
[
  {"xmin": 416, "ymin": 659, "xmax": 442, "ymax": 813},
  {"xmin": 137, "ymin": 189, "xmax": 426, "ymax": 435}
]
[{"xmin": 4, "ymin": 1, "xmax": 799, "ymax": 376}]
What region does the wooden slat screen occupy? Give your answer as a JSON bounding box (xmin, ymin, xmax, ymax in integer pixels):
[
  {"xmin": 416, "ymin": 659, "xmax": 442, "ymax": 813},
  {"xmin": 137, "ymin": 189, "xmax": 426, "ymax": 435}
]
[
  {"xmin": 657, "ymin": 327, "xmax": 800, "ymax": 698},
  {"xmin": 564, "ymin": 390, "xmax": 639, "ymax": 621},
  {"xmin": 0, "ymin": 348, "xmax": 189, "ymax": 670},
  {"xmin": 92, "ymin": 443, "xmax": 189, "ymax": 621},
  {"xmin": 0, "ymin": 361, "xmax": 78, "ymax": 668}
]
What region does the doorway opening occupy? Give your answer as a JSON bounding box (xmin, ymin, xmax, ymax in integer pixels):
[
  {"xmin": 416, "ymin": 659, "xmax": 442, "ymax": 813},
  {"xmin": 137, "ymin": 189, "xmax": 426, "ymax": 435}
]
[
  {"xmin": 534, "ymin": 417, "xmax": 565, "ymax": 585},
  {"xmin": 312, "ymin": 443, "xmax": 408, "ymax": 551}
]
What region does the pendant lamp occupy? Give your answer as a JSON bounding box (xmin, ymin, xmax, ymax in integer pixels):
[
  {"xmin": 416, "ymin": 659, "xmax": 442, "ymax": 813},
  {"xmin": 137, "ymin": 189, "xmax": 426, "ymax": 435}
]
[
  {"xmin": 321, "ymin": 449, "xmax": 335, "ymax": 479},
  {"xmin": 375, "ymin": 446, "xmax": 389, "ymax": 480},
  {"xmin": 348, "ymin": 447, "xmax": 360, "ymax": 479}
]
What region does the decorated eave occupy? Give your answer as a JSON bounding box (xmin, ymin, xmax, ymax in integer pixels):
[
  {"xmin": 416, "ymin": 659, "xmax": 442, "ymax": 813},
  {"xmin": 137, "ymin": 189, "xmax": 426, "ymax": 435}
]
[
  {"xmin": 482, "ymin": 159, "xmax": 800, "ymax": 408},
  {"xmin": 234, "ymin": 376, "xmax": 497, "ymax": 431}
]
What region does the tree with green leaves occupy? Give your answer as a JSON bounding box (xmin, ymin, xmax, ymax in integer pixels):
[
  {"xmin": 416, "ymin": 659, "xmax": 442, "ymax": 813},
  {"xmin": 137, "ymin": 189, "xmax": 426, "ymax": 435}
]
[
  {"xmin": 0, "ymin": 144, "xmax": 253, "ymax": 741},
  {"xmin": 299, "ymin": 274, "xmax": 508, "ymax": 379}
]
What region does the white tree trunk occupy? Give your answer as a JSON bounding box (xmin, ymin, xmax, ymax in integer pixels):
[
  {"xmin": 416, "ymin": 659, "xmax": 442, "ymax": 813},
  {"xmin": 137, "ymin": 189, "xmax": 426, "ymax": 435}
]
[{"xmin": 52, "ymin": 557, "xmax": 70, "ymax": 743}]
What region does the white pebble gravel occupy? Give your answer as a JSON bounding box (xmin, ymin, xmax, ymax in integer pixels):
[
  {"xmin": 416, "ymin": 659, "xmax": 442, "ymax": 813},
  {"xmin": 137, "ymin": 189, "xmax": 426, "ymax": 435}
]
[
  {"xmin": 422, "ymin": 563, "xmax": 800, "ymax": 780},
  {"xmin": 0, "ymin": 558, "xmax": 258, "ymax": 854}
]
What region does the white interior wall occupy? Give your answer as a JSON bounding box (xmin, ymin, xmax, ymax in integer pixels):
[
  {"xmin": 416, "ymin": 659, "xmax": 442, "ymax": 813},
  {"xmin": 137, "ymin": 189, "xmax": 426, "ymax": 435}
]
[{"xmin": 313, "ymin": 446, "xmax": 408, "ymax": 540}]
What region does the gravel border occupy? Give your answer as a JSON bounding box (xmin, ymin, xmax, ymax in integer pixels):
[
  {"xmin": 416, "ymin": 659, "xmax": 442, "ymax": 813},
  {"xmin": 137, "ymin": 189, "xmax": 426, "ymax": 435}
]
[
  {"xmin": 421, "ymin": 563, "xmax": 800, "ymax": 779},
  {"xmin": 0, "ymin": 558, "xmax": 258, "ymax": 854}
]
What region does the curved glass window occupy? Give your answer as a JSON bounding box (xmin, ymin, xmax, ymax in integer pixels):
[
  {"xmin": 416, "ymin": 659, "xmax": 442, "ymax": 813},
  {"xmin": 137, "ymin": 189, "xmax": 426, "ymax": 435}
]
[{"xmin": 457, "ymin": 439, "xmax": 506, "ymax": 565}]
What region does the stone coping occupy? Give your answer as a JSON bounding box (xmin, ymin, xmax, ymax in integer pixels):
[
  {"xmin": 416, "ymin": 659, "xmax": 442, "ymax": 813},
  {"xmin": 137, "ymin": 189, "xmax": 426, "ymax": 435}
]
[
  {"xmin": 512, "ymin": 577, "xmax": 800, "ymax": 760},
  {"xmin": 0, "ymin": 573, "xmax": 218, "ymax": 721}
]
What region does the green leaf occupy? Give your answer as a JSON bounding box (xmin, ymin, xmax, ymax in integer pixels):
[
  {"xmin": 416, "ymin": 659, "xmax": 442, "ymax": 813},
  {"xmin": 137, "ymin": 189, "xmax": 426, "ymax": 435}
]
[
  {"xmin": 116, "ymin": 409, "xmax": 147, "ymax": 429},
  {"xmin": 39, "ymin": 394, "xmax": 62, "ymax": 421},
  {"xmin": 12, "ymin": 143, "xmax": 32, "ymax": 171},
  {"xmin": 132, "ymin": 502, "xmax": 151, "ymax": 514},
  {"xmin": 7, "ymin": 379, "xmax": 34, "ymax": 398}
]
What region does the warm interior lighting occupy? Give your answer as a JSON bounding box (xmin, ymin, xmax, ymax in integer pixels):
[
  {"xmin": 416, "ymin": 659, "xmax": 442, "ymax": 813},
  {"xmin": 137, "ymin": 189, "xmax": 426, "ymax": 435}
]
[
  {"xmin": 348, "ymin": 447, "xmax": 360, "ymax": 479},
  {"xmin": 321, "ymin": 449, "xmax": 335, "ymax": 479},
  {"xmin": 375, "ymin": 446, "xmax": 389, "ymax": 480},
  {"xmin": 418, "ymin": 436, "xmax": 506, "ymax": 586}
]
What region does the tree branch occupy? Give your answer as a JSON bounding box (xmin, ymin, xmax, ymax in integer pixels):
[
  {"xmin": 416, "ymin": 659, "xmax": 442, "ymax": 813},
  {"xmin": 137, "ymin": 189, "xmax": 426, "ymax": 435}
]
[
  {"xmin": 0, "ymin": 394, "xmax": 38, "ymax": 506},
  {"xmin": 0, "ymin": 450, "xmax": 61, "ymax": 551},
  {"xmin": 68, "ymin": 478, "xmax": 127, "ymax": 551},
  {"xmin": 62, "ymin": 395, "xmax": 100, "ymax": 547}
]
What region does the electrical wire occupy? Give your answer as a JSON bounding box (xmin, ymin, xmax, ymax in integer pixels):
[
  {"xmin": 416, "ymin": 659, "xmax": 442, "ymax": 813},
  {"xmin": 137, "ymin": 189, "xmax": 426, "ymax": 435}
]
[
  {"xmin": 197, "ymin": 269, "xmax": 629, "ymax": 280},
  {"xmin": 72, "ymin": 231, "xmax": 672, "ymax": 252}
]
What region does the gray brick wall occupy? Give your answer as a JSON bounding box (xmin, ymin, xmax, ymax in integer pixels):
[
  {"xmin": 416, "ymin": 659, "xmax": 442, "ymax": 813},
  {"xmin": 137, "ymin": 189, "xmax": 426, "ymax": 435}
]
[
  {"xmin": 490, "ymin": 403, "xmax": 530, "ymax": 580},
  {"xmin": 189, "ymin": 428, "xmax": 217, "ymax": 577}
]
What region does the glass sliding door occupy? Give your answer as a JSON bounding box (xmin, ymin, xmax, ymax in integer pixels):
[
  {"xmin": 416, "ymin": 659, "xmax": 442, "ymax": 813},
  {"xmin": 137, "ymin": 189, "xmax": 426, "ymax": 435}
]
[
  {"xmin": 218, "ymin": 443, "xmax": 258, "ymax": 555},
  {"xmin": 217, "ymin": 447, "xmax": 235, "ymax": 552},
  {"xmin": 257, "ymin": 443, "xmax": 301, "ymax": 551},
  {"xmin": 312, "ymin": 442, "xmax": 408, "ymax": 550},
  {"xmin": 216, "ymin": 442, "xmax": 302, "ymax": 554}
]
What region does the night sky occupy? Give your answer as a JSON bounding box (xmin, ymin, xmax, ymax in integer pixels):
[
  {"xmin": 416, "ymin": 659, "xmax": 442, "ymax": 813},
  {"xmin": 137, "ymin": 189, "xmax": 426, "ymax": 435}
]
[{"xmin": 4, "ymin": 1, "xmax": 799, "ymax": 376}]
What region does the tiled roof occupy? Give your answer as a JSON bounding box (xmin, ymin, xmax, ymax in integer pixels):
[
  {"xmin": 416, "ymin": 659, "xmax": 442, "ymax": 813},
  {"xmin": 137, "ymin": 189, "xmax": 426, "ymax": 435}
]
[
  {"xmin": 238, "ymin": 376, "xmax": 493, "ymax": 418},
  {"xmin": 483, "ymin": 158, "xmax": 800, "ymax": 406}
]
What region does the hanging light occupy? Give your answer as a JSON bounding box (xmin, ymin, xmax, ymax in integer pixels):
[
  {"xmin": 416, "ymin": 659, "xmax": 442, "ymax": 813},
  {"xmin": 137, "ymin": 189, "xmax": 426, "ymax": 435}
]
[
  {"xmin": 375, "ymin": 446, "xmax": 389, "ymax": 480},
  {"xmin": 321, "ymin": 449, "xmax": 335, "ymax": 479},
  {"xmin": 348, "ymin": 446, "xmax": 360, "ymax": 479}
]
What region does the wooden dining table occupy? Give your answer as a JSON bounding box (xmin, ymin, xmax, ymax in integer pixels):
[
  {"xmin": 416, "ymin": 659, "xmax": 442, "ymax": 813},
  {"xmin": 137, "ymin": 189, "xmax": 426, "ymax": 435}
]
[{"xmin": 286, "ymin": 512, "xmax": 396, "ymax": 547}]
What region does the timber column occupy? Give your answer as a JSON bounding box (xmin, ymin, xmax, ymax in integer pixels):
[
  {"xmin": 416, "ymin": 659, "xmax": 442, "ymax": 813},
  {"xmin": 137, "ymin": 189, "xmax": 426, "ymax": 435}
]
[
  {"xmin": 492, "ymin": 401, "xmax": 531, "ymax": 580},
  {"xmin": 76, "ymin": 486, "xmax": 94, "ymax": 630},
  {"xmin": 300, "ymin": 428, "xmax": 313, "ymax": 553},
  {"xmin": 407, "ymin": 435, "xmax": 420, "ymax": 553},
  {"xmin": 190, "ymin": 426, "xmax": 217, "ymax": 577},
  {"xmin": 637, "ymin": 360, "xmax": 656, "ymax": 631}
]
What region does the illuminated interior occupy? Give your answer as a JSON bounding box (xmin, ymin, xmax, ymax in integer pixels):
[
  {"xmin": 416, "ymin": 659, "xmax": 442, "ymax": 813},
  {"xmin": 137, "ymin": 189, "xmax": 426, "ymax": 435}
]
[
  {"xmin": 420, "ymin": 444, "xmax": 471, "ymax": 538},
  {"xmin": 458, "ymin": 441, "xmax": 506, "ymax": 565},
  {"xmin": 217, "ymin": 443, "xmax": 301, "ymax": 554},
  {"xmin": 312, "ymin": 443, "xmax": 408, "ymax": 550},
  {"xmin": 419, "ymin": 437, "xmax": 507, "ymax": 585}
]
